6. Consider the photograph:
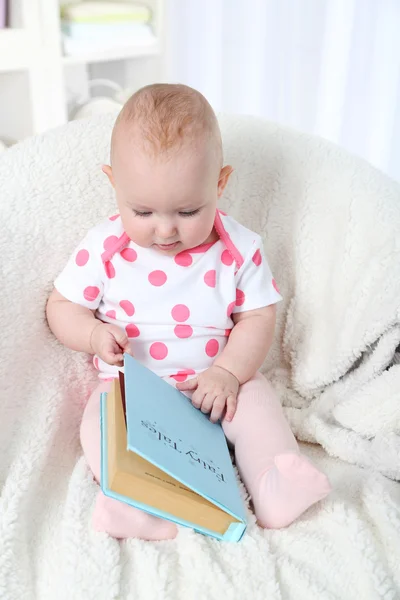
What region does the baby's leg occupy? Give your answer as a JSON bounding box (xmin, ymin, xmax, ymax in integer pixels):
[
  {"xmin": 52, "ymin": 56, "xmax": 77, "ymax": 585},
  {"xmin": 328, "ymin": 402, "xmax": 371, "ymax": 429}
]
[
  {"xmin": 222, "ymin": 373, "xmax": 332, "ymax": 529},
  {"xmin": 80, "ymin": 380, "xmax": 177, "ymax": 540}
]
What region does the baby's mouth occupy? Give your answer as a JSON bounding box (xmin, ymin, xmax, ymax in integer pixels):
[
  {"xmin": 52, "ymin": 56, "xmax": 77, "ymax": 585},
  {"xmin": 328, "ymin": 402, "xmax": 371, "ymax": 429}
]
[{"xmin": 154, "ymin": 242, "xmax": 180, "ymax": 250}]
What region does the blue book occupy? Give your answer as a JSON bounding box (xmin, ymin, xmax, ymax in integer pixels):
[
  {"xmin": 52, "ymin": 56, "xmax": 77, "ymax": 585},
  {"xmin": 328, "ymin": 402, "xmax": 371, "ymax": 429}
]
[{"xmin": 100, "ymin": 353, "xmax": 247, "ymax": 541}]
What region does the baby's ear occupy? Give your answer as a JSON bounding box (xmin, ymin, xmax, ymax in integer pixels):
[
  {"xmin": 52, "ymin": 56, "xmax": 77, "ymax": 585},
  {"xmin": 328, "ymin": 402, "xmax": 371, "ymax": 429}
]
[
  {"xmin": 218, "ymin": 165, "xmax": 234, "ymax": 197},
  {"xmin": 102, "ymin": 164, "xmax": 115, "ymax": 188}
]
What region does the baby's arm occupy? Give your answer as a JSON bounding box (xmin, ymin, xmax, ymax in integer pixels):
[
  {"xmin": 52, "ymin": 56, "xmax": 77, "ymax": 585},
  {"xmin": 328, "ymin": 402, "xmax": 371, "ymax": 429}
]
[
  {"xmin": 214, "ymin": 304, "xmax": 276, "ymax": 384},
  {"xmin": 46, "ymin": 289, "xmax": 131, "ymax": 365},
  {"xmin": 47, "ymin": 289, "xmax": 100, "ymax": 353}
]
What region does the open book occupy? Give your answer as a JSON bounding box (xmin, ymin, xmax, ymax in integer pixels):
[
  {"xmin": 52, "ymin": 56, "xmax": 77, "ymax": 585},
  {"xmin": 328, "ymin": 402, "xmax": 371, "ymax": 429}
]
[{"xmin": 100, "ymin": 353, "xmax": 247, "ymax": 541}]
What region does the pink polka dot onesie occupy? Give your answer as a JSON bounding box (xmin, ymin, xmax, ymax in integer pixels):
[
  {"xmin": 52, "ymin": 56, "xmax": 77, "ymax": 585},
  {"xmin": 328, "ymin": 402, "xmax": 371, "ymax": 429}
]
[
  {"xmin": 55, "ymin": 209, "xmax": 332, "ymax": 540},
  {"xmin": 55, "ymin": 210, "xmax": 282, "ymax": 382}
]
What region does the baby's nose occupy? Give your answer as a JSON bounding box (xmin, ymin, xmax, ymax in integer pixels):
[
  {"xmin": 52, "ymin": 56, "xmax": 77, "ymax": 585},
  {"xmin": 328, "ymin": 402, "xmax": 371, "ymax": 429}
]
[{"xmin": 156, "ymin": 219, "xmax": 177, "ymax": 239}]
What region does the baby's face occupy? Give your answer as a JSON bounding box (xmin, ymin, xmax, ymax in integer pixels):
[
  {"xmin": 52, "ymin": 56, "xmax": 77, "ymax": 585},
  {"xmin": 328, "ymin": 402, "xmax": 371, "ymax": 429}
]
[{"xmin": 109, "ymin": 142, "xmax": 228, "ymax": 255}]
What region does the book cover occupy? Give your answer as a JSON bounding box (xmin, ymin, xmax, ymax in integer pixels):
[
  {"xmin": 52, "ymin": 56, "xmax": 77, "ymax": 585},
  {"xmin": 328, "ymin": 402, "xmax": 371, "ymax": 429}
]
[{"xmin": 100, "ymin": 354, "xmax": 247, "ymax": 541}]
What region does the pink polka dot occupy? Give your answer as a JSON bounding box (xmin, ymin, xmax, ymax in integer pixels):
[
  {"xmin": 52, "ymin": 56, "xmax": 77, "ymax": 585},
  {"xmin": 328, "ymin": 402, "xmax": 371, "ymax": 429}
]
[
  {"xmin": 148, "ymin": 270, "xmax": 167, "ymax": 286},
  {"xmin": 221, "ymin": 250, "xmax": 234, "ymax": 266},
  {"xmin": 104, "ymin": 261, "xmax": 115, "ymax": 279},
  {"xmin": 272, "ymin": 278, "xmax": 280, "ymax": 293},
  {"xmin": 150, "ymin": 342, "xmax": 168, "ymax": 360},
  {"xmin": 126, "ymin": 323, "xmax": 140, "ymax": 338},
  {"xmin": 109, "ymin": 214, "xmax": 120, "ymax": 221},
  {"xmin": 93, "ymin": 357, "xmax": 99, "ymax": 370},
  {"xmin": 171, "ymin": 369, "xmax": 196, "ymax": 382},
  {"xmin": 227, "ymin": 301, "xmax": 236, "ymax": 316},
  {"xmin": 121, "ymin": 247, "xmax": 137, "ymax": 262},
  {"xmin": 174, "ymin": 324, "xmax": 193, "ymax": 338},
  {"xmin": 119, "ymin": 300, "xmax": 135, "ymax": 316},
  {"xmin": 76, "ymin": 249, "xmax": 89, "ymax": 266},
  {"xmin": 205, "ymin": 339, "xmax": 219, "ymax": 357},
  {"xmin": 174, "ymin": 252, "xmax": 193, "ymax": 267},
  {"xmin": 252, "ymin": 249, "xmax": 262, "ymax": 266},
  {"xmin": 236, "ymin": 289, "xmax": 246, "ymax": 306},
  {"xmin": 225, "ymin": 329, "xmax": 231, "ymax": 337},
  {"xmin": 171, "ymin": 304, "xmax": 190, "ymax": 322},
  {"xmin": 83, "ymin": 286, "xmax": 100, "ymax": 302},
  {"xmin": 204, "ymin": 270, "xmax": 216, "ymax": 287},
  {"xmin": 106, "ymin": 310, "xmax": 116, "ymax": 319},
  {"xmin": 103, "ymin": 235, "xmax": 119, "ymax": 251}
]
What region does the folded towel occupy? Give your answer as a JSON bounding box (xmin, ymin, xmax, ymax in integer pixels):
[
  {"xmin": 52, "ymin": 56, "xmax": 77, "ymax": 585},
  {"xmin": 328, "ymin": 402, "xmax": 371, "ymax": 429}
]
[
  {"xmin": 62, "ymin": 21, "xmax": 154, "ymax": 42},
  {"xmin": 62, "ymin": 26, "xmax": 156, "ymax": 56},
  {"xmin": 60, "ymin": 1, "xmax": 151, "ymax": 24}
]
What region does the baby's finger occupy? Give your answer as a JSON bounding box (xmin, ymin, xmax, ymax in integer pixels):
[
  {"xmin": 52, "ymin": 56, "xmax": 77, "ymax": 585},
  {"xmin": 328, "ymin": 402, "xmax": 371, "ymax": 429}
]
[
  {"xmin": 103, "ymin": 350, "xmax": 124, "ymax": 366},
  {"xmin": 210, "ymin": 395, "xmax": 228, "ymax": 423},
  {"xmin": 114, "ymin": 353, "xmax": 124, "ymax": 366},
  {"xmin": 122, "ymin": 336, "xmax": 132, "ymax": 354},
  {"xmin": 191, "ymin": 388, "xmax": 205, "ymax": 410},
  {"xmin": 113, "ymin": 329, "xmax": 130, "ymax": 350},
  {"xmin": 224, "ymin": 395, "xmax": 238, "ymax": 422},
  {"xmin": 176, "ymin": 377, "xmax": 198, "ymax": 392},
  {"xmin": 200, "ymin": 392, "xmax": 215, "ymax": 415},
  {"xmin": 120, "ymin": 338, "xmax": 132, "ymax": 355}
]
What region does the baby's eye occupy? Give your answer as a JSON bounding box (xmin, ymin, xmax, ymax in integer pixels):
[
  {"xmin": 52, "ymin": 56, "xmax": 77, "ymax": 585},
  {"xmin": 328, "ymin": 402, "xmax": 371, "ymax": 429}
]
[
  {"xmin": 133, "ymin": 210, "xmax": 152, "ymax": 217},
  {"xmin": 179, "ymin": 209, "xmax": 200, "ymax": 218}
]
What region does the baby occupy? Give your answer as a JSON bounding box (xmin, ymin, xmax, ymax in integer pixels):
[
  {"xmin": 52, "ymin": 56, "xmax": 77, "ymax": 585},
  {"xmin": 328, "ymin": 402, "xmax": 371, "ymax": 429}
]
[{"xmin": 46, "ymin": 83, "xmax": 331, "ymax": 541}]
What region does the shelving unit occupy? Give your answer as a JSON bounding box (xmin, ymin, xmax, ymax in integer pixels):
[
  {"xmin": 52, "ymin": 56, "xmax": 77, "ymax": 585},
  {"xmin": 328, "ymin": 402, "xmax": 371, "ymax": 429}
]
[
  {"xmin": 0, "ymin": 28, "xmax": 32, "ymax": 71},
  {"xmin": 0, "ymin": 0, "xmax": 166, "ymax": 144},
  {"xmin": 61, "ymin": 39, "xmax": 161, "ymax": 65}
]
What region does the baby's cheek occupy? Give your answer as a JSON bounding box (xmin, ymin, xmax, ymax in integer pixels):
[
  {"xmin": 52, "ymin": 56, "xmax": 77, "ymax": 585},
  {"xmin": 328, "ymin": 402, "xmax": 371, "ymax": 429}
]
[
  {"xmin": 125, "ymin": 221, "xmax": 151, "ymax": 246},
  {"xmin": 184, "ymin": 217, "xmax": 211, "ymax": 245}
]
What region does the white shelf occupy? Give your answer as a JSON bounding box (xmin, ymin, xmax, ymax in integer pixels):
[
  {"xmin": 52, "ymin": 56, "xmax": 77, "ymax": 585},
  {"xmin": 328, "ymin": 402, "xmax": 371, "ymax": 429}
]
[
  {"xmin": 0, "ymin": 0, "xmax": 166, "ymax": 143},
  {"xmin": 62, "ymin": 40, "xmax": 161, "ymax": 66},
  {"xmin": 0, "ymin": 29, "xmax": 33, "ymax": 72}
]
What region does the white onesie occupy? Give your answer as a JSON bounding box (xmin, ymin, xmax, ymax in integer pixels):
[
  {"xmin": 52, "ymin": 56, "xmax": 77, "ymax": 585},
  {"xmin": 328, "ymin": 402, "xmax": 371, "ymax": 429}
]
[{"xmin": 55, "ymin": 210, "xmax": 282, "ymax": 383}]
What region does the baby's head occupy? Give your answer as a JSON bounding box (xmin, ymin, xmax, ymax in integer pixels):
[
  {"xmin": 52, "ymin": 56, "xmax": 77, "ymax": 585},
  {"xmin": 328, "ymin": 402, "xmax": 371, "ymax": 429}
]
[{"xmin": 103, "ymin": 83, "xmax": 232, "ymax": 254}]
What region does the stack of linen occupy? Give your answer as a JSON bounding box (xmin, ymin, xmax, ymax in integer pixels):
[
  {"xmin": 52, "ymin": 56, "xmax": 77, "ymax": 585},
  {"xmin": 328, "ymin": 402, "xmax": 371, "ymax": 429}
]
[{"xmin": 61, "ymin": 1, "xmax": 155, "ymax": 56}]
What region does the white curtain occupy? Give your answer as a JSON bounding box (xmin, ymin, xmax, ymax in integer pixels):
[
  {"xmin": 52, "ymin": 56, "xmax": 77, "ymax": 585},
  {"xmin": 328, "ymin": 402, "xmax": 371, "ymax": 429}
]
[{"xmin": 165, "ymin": 0, "xmax": 400, "ymax": 182}]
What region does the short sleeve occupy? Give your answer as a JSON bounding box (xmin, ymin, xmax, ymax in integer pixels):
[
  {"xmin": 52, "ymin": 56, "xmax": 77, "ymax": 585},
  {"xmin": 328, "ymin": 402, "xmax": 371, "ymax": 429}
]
[
  {"xmin": 54, "ymin": 231, "xmax": 104, "ymax": 309},
  {"xmin": 233, "ymin": 237, "xmax": 282, "ymax": 314}
]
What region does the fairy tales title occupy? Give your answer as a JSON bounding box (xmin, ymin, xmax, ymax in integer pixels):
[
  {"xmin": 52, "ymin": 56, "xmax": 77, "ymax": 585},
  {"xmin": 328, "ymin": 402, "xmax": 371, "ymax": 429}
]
[{"xmin": 141, "ymin": 420, "xmax": 226, "ymax": 483}]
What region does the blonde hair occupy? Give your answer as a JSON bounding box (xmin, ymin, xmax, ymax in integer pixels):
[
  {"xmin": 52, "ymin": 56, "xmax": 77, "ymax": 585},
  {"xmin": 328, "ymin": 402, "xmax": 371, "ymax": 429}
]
[{"xmin": 111, "ymin": 83, "xmax": 222, "ymax": 163}]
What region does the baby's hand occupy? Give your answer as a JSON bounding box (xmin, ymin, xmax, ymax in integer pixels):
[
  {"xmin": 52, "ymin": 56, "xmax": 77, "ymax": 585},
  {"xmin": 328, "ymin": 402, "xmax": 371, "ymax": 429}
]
[
  {"xmin": 90, "ymin": 322, "xmax": 132, "ymax": 366},
  {"xmin": 176, "ymin": 366, "xmax": 239, "ymax": 423}
]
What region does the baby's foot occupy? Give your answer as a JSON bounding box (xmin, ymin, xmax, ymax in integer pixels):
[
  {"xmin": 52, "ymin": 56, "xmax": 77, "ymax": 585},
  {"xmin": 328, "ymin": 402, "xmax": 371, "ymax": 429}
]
[
  {"xmin": 93, "ymin": 492, "xmax": 178, "ymax": 541},
  {"xmin": 254, "ymin": 452, "xmax": 332, "ymax": 529}
]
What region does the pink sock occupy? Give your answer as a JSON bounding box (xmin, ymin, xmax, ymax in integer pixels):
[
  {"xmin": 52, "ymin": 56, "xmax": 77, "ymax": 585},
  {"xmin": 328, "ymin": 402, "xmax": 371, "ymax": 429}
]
[
  {"xmin": 81, "ymin": 382, "xmax": 177, "ymax": 541},
  {"xmin": 222, "ymin": 373, "xmax": 332, "ymax": 529},
  {"xmin": 253, "ymin": 452, "xmax": 332, "ymax": 528},
  {"xmin": 93, "ymin": 492, "xmax": 178, "ymax": 541}
]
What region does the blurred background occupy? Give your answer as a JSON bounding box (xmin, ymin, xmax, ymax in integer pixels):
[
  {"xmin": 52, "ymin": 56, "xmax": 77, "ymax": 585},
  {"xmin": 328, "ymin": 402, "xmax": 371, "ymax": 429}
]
[{"xmin": 0, "ymin": 0, "xmax": 399, "ymax": 182}]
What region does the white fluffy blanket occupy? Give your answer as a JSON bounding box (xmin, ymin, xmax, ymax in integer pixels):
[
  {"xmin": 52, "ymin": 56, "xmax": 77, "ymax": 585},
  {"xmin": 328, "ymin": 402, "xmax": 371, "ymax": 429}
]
[{"xmin": 1, "ymin": 114, "xmax": 400, "ymax": 599}]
